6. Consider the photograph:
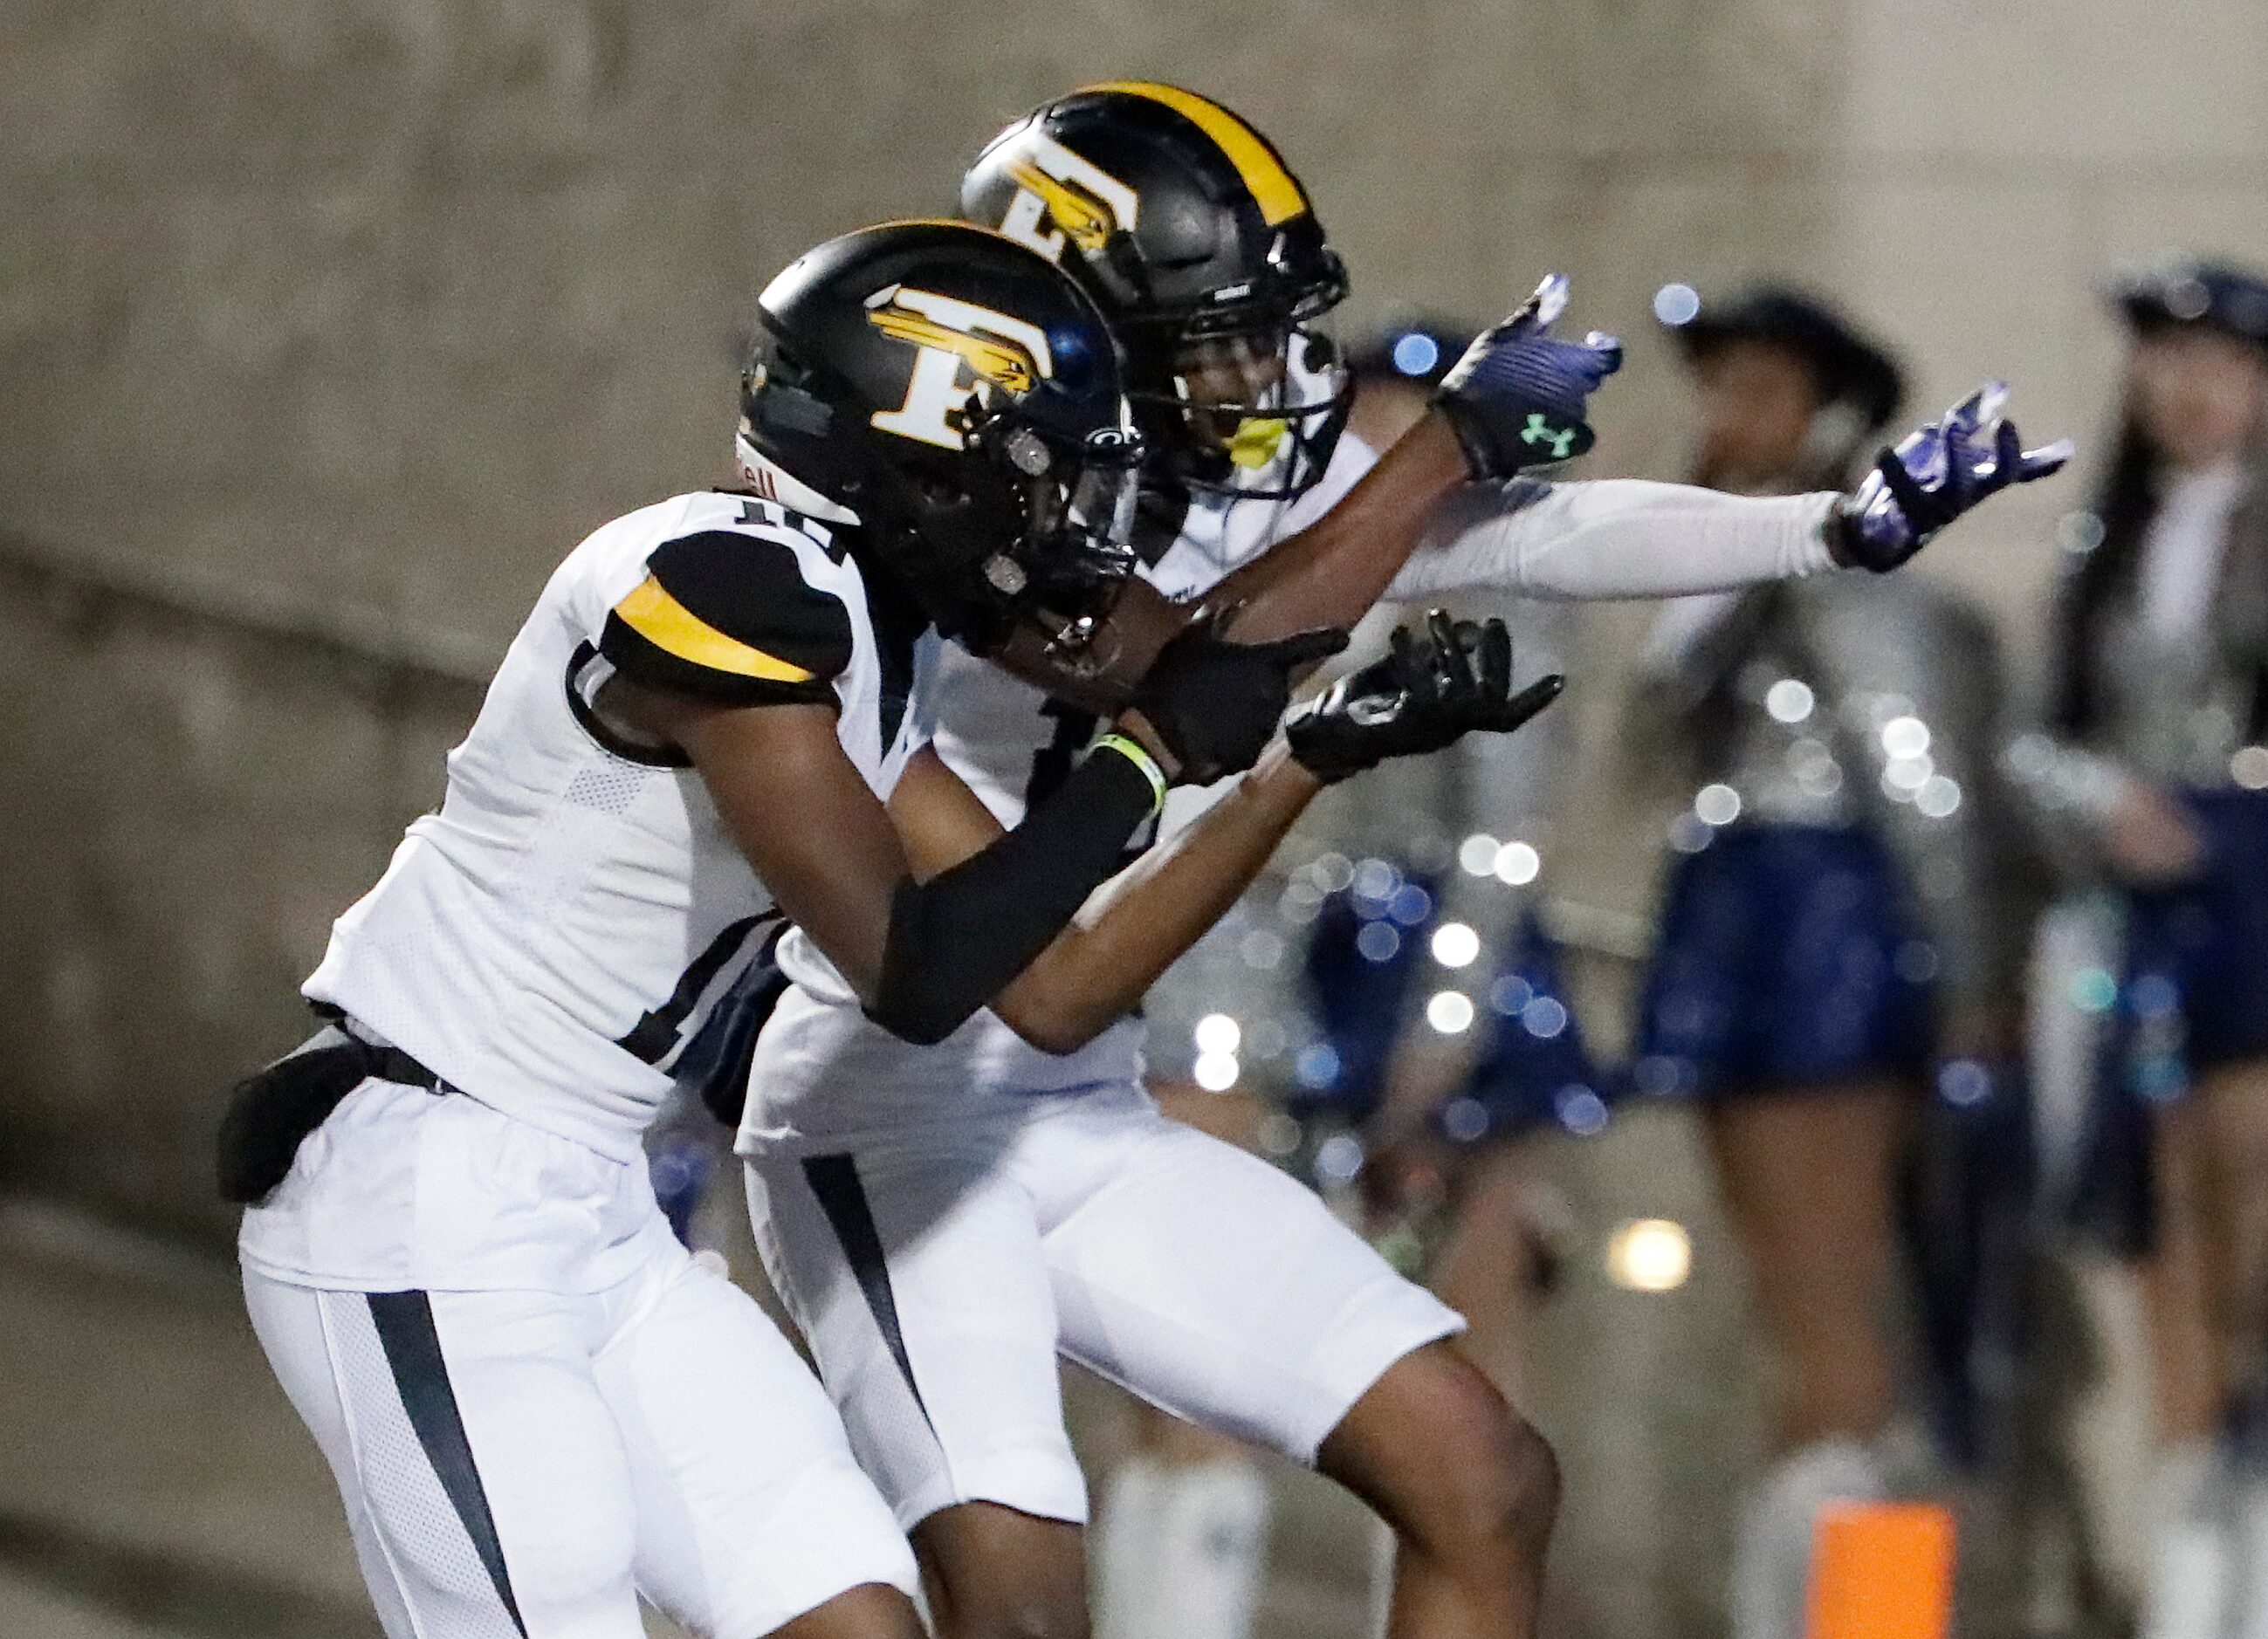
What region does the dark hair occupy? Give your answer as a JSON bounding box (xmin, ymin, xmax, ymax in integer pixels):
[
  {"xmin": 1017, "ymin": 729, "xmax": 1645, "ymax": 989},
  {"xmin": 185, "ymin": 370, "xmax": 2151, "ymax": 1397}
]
[
  {"xmin": 2049, "ymin": 402, "xmax": 2158, "ymax": 736},
  {"xmin": 2052, "ymin": 375, "xmax": 2268, "ymax": 741}
]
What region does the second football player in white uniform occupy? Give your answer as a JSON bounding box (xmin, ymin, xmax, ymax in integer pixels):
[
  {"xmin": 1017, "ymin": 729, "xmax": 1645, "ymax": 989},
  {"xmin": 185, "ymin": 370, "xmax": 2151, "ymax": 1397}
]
[{"xmin": 738, "ymin": 86, "xmax": 2072, "ymax": 1639}]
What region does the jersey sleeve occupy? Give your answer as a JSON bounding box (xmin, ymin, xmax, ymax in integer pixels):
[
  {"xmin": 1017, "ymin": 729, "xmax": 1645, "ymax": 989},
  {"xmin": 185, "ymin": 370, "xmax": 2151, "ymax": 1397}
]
[
  {"xmin": 599, "ymin": 529, "xmax": 855, "ymax": 707},
  {"xmin": 1387, "ymin": 479, "xmax": 1840, "ymax": 603}
]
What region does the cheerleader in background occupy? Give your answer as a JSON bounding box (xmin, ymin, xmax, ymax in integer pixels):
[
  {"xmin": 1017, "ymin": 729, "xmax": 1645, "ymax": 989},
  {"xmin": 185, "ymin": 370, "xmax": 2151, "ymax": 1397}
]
[
  {"xmin": 2005, "ymin": 257, "xmax": 2268, "ymax": 1639},
  {"xmin": 1628, "ymin": 288, "xmax": 2035, "ymax": 1639}
]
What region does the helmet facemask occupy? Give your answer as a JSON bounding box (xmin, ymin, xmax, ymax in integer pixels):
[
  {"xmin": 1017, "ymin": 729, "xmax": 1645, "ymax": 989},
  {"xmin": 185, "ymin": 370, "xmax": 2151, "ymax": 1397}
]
[
  {"xmin": 863, "ymin": 388, "xmax": 1146, "ymax": 658},
  {"xmin": 1124, "ymin": 264, "xmax": 1350, "ymax": 504},
  {"xmin": 958, "ymin": 406, "xmax": 1145, "ymax": 655}
]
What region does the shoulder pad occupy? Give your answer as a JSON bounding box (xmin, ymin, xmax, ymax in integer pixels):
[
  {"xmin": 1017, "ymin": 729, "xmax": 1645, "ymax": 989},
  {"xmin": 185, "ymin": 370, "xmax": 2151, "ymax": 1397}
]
[{"xmin": 601, "ymin": 526, "xmax": 855, "ymax": 706}]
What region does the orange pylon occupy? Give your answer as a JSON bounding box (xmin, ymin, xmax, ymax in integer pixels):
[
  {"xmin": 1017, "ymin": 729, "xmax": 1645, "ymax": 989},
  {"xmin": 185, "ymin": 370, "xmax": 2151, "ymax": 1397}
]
[{"xmin": 1804, "ymin": 1502, "xmax": 1955, "ymax": 1639}]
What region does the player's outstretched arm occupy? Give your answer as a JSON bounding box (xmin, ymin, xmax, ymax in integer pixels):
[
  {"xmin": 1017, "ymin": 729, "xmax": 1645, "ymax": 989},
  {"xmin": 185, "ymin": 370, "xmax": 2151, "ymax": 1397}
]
[
  {"xmin": 1207, "ymin": 274, "xmax": 1623, "ymax": 641},
  {"xmin": 1830, "ymin": 381, "xmax": 2072, "ymax": 571},
  {"xmin": 1387, "ymin": 381, "xmax": 2072, "ymax": 605},
  {"xmin": 937, "ymin": 614, "xmax": 1563, "ymax": 1056}
]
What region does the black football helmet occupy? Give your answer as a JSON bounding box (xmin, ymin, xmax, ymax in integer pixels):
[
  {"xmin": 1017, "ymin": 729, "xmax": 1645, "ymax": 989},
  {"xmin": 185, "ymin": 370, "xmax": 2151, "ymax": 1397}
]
[
  {"xmin": 739, "ymin": 220, "xmax": 1144, "ymax": 655},
  {"xmin": 962, "ymin": 82, "xmax": 1349, "ymax": 505}
]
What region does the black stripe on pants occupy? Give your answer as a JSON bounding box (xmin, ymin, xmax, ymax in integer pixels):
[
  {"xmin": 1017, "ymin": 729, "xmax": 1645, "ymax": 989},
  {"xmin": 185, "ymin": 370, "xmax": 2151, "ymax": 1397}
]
[
  {"xmin": 801, "ymin": 1153, "xmax": 937, "ymax": 1429},
  {"xmin": 367, "ymin": 1290, "xmax": 528, "ymax": 1637}
]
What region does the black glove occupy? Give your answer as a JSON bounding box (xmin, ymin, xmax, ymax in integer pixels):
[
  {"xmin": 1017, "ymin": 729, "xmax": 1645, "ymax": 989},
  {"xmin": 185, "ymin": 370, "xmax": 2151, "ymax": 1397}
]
[
  {"xmin": 1285, "ymin": 611, "xmax": 1564, "ymax": 785},
  {"xmin": 1127, "ymin": 616, "xmax": 1349, "ymax": 785},
  {"xmin": 1433, "ymin": 274, "xmax": 1623, "ymax": 480}
]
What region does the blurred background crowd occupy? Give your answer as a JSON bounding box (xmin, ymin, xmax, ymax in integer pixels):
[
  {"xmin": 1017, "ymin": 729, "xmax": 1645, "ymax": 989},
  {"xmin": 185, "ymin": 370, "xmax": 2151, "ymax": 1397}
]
[{"xmin": 4, "ymin": 3, "xmax": 2268, "ymax": 1638}]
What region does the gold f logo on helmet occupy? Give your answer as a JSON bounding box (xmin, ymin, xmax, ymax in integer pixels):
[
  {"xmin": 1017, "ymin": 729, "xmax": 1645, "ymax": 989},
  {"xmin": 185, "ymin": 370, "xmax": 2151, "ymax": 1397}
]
[
  {"xmin": 1003, "ymin": 159, "xmax": 1116, "ymax": 254},
  {"xmin": 993, "ymin": 132, "xmax": 1139, "ymax": 265},
  {"xmin": 866, "ymin": 286, "xmax": 1055, "ymax": 450},
  {"xmin": 869, "ymin": 302, "xmax": 1041, "ymax": 394}
]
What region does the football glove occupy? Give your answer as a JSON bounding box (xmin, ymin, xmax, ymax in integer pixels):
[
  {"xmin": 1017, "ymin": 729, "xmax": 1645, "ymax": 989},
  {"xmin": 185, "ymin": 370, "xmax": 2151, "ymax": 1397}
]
[
  {"xmin": 1127, "ymin": 616, "xmax": 1349, "ymax": 785},
  {"xmin": 1286, "ymin": 610, "xmax": 1564, "ymax": 785},
  {"xmin": 1433, "ymin": 275, "xmax": 1623, "ymax": 480},
  {"xmin": 1834, "ymin": 381, "xmax": 2072, "ymax": 571}
]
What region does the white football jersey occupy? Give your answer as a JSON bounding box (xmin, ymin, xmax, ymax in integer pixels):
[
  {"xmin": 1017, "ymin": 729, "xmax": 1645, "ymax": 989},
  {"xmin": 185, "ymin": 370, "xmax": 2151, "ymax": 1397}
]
[
  {"xmin": 306, "ymin": 490, "xmax": 937, "ymax": 1162},
  {"xmin": 744, "ymin": 434, "xmax": 1379, "ymax": 1152}
]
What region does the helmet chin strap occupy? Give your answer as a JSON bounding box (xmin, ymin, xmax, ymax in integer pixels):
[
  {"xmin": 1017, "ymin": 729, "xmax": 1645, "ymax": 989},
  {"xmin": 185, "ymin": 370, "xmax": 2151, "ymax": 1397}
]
[{"xmin": 732, "ymin": 431, "xmax": 863, "ymax": 525}]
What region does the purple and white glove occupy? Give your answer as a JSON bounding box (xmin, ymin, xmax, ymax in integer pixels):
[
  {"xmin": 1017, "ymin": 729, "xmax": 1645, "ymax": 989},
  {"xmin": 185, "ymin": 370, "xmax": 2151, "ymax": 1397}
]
[
  {"xmin": 1834, "ymin": 382, "xmax": 2072, "ymax": 572},
  {"xmin": 1434, "ymin": 274, "xmax": 1624, "ymax": 480}
]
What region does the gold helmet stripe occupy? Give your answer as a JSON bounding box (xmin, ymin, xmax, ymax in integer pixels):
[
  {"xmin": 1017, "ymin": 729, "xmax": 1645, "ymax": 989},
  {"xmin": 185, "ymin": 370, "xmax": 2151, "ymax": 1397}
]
[
  {"xmin": 1083, "ymin": 81, "xmax": 1307, "ymax": 227},
  {"xmin": 613, "ymin": 576, "xmax": 816, "ymax": 682}
]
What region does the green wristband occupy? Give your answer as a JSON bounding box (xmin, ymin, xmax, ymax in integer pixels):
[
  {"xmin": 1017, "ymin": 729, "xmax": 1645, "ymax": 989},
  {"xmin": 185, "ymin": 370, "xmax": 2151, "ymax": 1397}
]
[{"xmin": 1092, "ymin": 732, "xmax": 1167, "ymax": 817}]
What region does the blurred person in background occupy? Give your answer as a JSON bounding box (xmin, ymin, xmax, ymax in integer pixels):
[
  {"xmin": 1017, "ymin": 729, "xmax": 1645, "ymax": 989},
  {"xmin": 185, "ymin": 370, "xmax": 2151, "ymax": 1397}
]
[
  {"xmin": 2004, "ymin": 257, "xmax": 2268, "ymax": 1639},
  {"xmin": 1628, "ymin": 287, "xmax": 2036, "ymax": 1639}
]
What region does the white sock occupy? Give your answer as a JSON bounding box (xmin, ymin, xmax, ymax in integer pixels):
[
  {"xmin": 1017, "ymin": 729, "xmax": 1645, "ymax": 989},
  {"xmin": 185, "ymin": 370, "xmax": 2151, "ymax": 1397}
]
[
  {"xmin": 1093, "ymin": 1455, "xmax": 1271, "ymax": 1639},
  {"xmin": 1368, "ymin": 1511, "xmax": 1396, "ymax": 1639},
  {"xmin": 1095, "ymin": 1458, "xmax": 1166, "ymax": 1639},
  {"xmin": 2151, "ymin": 1441, "xmax": 2232, "ymax": 1639},
  {"xmin": 1730, "ymin": 1437, "xmax": 1890, "ymax": 1639}
]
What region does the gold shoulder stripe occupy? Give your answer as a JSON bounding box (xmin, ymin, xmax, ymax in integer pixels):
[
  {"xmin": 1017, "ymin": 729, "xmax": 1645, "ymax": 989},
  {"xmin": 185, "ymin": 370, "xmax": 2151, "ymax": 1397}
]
[
  {"xmin": 1084, "ymin": 81, "xmax": 1307, "ymax": 226},
  {"xmin": 613, "ymin": 575, "xmax": 816, "ymax": 683}
]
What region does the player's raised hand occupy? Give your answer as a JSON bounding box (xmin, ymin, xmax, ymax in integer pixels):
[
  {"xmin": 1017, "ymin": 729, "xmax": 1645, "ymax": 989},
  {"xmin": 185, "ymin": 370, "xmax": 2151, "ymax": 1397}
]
[
  {"xmin": 1833, "ymin": 382, "xmax": 2073, "ymax": 571},
  {"xmin": 1433, "ymin": 274, "xmax": 1624, "ymax": 479},
  {"xmin": 1122, "ymin": 615, "xmax": 1349, "ymax": 786},
  {"xmin": 1285, "ymin": 610, "xmax": 1564, "ymax": 785}
]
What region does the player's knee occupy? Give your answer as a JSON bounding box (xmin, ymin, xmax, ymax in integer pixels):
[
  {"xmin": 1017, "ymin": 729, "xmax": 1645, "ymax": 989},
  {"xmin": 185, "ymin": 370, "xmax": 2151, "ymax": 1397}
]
[
  {"xmin": 939, "ymin": 1588, "xmax": 1090, "ymax": 1639},
  {"xmin": 468, "ymin": 1473, "xmax": 638, "ymax": 1625},
  {"xmin": 1413, "ymin": 1377, "xmax": 1560, "ymax": 1566},
  {"xmin": 500, "ymin": 1521, "xmax": 636, "ymax": 1622},
  {"xmin": 917, "ymin": 1501, "xmax": 1090, "ymax": 1639}
]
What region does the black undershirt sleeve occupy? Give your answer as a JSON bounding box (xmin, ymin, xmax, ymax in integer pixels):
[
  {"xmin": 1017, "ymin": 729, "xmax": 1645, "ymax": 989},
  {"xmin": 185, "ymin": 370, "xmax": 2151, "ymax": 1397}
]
[{"xmin": 866, "ymin": 748, "xmax": 1156, "ymax": 1046}]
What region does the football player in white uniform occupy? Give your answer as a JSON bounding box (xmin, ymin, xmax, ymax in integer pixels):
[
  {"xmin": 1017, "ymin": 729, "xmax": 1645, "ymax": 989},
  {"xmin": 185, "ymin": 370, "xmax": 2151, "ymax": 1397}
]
[
  {"xmin": 222, "ymin": 218, "xmax": 1564, "ymax": 1639},
  {"xmin": 735, "ymin": 86, "xmax": 2072, "ymax": 1639}
]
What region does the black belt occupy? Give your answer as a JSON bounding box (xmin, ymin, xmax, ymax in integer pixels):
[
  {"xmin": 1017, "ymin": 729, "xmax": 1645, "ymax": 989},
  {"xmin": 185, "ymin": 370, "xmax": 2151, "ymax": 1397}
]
[
  {"xmin": 343, "ymin": 1032, "xmax": 454, "ymax": 1096},
  {"xmin": 311, "ymin": 1005, "xmax": 456, "ymax": 1095},
  {"xmin": 216, "ymin": 1015, "xmax": 456, "ymax": 1205}
]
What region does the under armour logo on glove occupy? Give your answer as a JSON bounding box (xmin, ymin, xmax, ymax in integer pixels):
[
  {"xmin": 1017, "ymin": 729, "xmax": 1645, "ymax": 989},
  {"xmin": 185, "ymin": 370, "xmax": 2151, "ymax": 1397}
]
[
  {"xmin": 1833, "ymin": 381, "xmax": 2072, "ymax": 572},
  {"xmin": 1434, "ymin": 273, "xmax": 1623, "ymax": 480},
  {"xmin": 1520, "ymin": 414, "xmax": 1580, "ymax": 460}
]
